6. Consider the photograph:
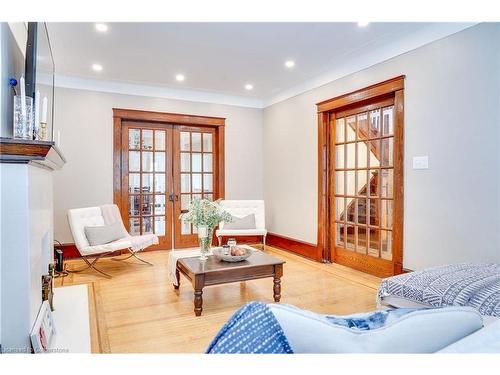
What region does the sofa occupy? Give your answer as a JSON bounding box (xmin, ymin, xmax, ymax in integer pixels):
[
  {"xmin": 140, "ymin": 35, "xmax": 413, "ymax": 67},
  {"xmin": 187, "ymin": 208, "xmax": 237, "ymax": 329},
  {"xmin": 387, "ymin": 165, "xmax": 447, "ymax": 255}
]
[{"xmin": 206, "ymin": 302, "xmax": 500, "ymax": 353}]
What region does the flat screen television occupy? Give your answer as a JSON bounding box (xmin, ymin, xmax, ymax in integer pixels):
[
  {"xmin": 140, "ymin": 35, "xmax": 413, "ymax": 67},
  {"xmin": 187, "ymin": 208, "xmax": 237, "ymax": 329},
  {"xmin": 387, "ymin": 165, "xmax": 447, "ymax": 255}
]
[{"xmin": 25, "ymin": 22, "xmax": 55, "ymax": 141}]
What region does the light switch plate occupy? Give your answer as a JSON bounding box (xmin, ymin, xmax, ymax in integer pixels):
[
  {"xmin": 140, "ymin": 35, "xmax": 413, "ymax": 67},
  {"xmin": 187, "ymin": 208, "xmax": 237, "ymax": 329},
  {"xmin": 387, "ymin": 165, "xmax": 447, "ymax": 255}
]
[{"xmin": 413, "ymin": 156, "xmax": 429, "ymax": 169}]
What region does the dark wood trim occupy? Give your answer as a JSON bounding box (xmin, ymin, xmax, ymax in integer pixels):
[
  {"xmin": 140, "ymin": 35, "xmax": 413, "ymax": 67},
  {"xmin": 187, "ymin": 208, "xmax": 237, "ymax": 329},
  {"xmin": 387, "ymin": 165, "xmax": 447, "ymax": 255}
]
[
  {"xmin": 54, "ymin": 243, "xmax": 80, "ymax": 259},
  {"xmin": 316, "ymin": 76, "xmax": 405, "ymax": 113},
  {"xmin": 316, "ymin": 76, "xmax": 405, "ymax": 277},
  {"xmin": 0, "ymin": 137, "xmax": 66, "ymax": 170},
  {"xmin": 112, "ymin": 108, "xmax": 226, "ymax": 127},
  {"xmin": 267, "ymin": 233, "xmax": 320, "ymax": 261}
]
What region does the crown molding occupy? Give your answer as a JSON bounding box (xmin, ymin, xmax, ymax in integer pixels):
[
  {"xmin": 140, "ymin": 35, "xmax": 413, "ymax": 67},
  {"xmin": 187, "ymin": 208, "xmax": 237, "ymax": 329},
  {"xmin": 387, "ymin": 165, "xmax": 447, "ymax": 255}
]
[
  {"xmin": 41, "ymin": 74, "xmax": 264, "ymax": 109},
  {"xmin": 262, "ymin": 22, "xmax": 477, "ymax": 107}
]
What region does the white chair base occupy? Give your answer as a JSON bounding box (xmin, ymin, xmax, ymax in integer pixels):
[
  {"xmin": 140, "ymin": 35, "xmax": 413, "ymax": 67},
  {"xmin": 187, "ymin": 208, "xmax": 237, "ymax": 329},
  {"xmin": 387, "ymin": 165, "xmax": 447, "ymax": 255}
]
[{"xmin": 67, "ymin": 248, "xmax": 153, "ymax": 279}]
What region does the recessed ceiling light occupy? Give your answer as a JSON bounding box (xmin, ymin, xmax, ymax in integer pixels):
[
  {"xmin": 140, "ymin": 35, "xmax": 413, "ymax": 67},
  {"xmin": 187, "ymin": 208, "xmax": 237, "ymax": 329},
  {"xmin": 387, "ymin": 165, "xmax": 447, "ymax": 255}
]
[
  {"xmin": 95, "ymin": 23, "xmax": 108, "ymax": 32},
  {"xmin": 244, "ymin": 84, "xmax": 253, "ymax": 91},
  {"xmin": 175, "ymin": 74, "xmax": 185, "ymax": 82},
  {"xmin": 285, "ymin": 60, "xmax": 295, "ymax": 68},
  {"xmin": 92, "ymin": 63, "xmax": 103, "ymax": 72},
  {"xmin": 357, "ymin": 21, "xmax": 369, "ymax": 27}
]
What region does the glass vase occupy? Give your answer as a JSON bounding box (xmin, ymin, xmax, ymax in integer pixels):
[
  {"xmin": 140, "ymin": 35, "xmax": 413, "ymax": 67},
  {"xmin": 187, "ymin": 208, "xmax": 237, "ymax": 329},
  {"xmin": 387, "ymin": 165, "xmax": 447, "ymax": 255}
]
[
  {"xmin": 197, "ymin": 225, "xmax": 213, "ymax": 261},
  {"xmin": 13, "ymin": 95, "xmax": 33, "ymax": 140}
]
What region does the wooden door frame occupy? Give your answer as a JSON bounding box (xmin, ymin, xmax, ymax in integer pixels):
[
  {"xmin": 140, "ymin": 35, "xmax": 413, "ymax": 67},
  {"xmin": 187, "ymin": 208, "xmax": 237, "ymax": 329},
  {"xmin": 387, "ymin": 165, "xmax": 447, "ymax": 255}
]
[
  {"xmin": 316, "ymin": 76, "xmax": 405, "ymax": 276},
  {"xmin": 113, "ymin": 108, "xmax": 226, "ymax": 242}
]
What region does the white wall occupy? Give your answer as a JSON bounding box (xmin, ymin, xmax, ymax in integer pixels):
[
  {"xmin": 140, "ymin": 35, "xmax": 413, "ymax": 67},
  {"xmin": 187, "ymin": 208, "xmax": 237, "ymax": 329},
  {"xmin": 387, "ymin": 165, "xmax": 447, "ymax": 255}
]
[
  {"xmin": 263, "ymin": 23, "xmax": 500, "ymax": 270},
  {"xmin": 52, "ymin": 87, "xmax": 264, "ymax": 243}
]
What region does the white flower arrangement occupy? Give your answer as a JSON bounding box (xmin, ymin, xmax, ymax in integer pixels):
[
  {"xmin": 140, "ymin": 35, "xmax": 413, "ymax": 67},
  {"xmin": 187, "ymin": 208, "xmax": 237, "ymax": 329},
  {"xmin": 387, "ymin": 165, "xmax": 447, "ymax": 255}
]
[{"xmin": 180, "ymin": 198, "xmax": 232, "ymax": 233}]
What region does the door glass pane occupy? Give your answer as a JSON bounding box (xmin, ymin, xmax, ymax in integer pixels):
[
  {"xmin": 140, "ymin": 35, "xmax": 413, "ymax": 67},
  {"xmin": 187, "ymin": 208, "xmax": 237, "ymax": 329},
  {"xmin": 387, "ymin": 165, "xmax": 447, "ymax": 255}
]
[
  {"xmin": 357, "ymin": 113, "xmax": 368, "ymax": 140},
  {"xmin": 129, "ymin": 151, "xmax": 140, "ymax": 172},
  {"xmin": 203, "ymin": 174, "xmax": 213, "ymax": 192},
  {"xmin": 382, "ymin": 106, "xmax": 394, "ymax": 135},
  {"xmin": 357, "ymin": 226, "xmax": 367, "ymax": 253},
  {"xmin": 381, "ymin": 230, "xmax": 392, "ymax": 260},
  {"xmin": 142, "ymin": 216, "xmax": 153, "ymax": 234},
  {"xmin": 369, "ymin": 170, "xmax": 379, "ymax": 196},
  {"xmin": 204, "ymin": 193, "xmax": 213, "ymax": 201},
  {"xmin": 356, "ymin": 198, "xmax": 367, "ymax": 224},
  {"xmin": 346, "ymin": 171, "xmax": 355, "ymax": 196},
  {"xmin": 141, "ymin": 195, "xmax": 153, "ymax": 215},
  {"xmin": 381, "ymin": 200, "xmax": 393, "ymax": 229},
  {"xmin": 203, "ymin": 154, "xmax": 213, "ymax": 172},
  {"xmin": 192, "ymin": 154, "xmax": 202, "ymax": 172},
  {"xmin": 357, "ymin": 142, "xmax": 368, "ymax": 168},
  {"xmin": 129, "ymin": 173, "xmax": 140, "ymax": 193},
  {"xmin": 129, "ymin": 195, "xmax": 140, "ymax": 216},
  {"xmin": 142, "ymin": 130, "xmax": 153, "ymax": 150},
  {"xmin": 192, "ymin": 174, "xmax": 202, "ymax": 193},
  {"xmin": 203, "ymin": 133, "xmax": 213, "ymax": 152},
  {"xmin": 356, "ymin": 170, "xmax": 368, "ymax": 196},
  {"xmin": 181, "ymin": 220, "xmax": 191, "ymax": 235},
  {"xmin": 381, "ymin": 138, "xmax": 393, "ymax": 167},
  {"xmin": 180, "ymin": 153, "xmax": 190, "ymax": 172},
  {"xmin": 180, "ymin": 132, "xmax": 190, "ymax": 151},
  {"xmin": 346, "ymin": 116, "xmax": 356, "ymax": 142},
  {"xmin": 346, "ymin": 198, "xmax": 355, "ymax": 223},
  {"xmin": 142, "ymin": 174, "xmax": 153, "ymax": 193},
  {"xmin": 142, "ymin": 151, "xmax": 153, "ymax": 172},
  {"xmin": 346, "ymin": 143, "xmax": 356, "ymax": 169},
  {"xmin": 154, "ymin": 195, "xmax": 166, "ymax": 215},
  {"xmin": 129, "ymin": 218, "xmax": 140, "ymax": 235},
  {"xmin": 192, "ymin": 133, "xmax": 202, "ymax": 152},
  {"xmin": 335, "ymin": 223, "xmax": 345, "ymax": 247},
  {"xmin": 192, "ymin": 193, "xmax": 202, "ymax": 201},
  {"xmin": 369, "ymin": 199, "xmax": 379, "ymax": 226},
  {"xmin": 129, "ymin": 129, "xmax": 140, "ymax": 149},
  {"xmin": 346, "ymin": 225, "xmax": 355, "ymax": 250},
  {"xmin": 154, "ymin": 174, "xmax": 166, "ymax": 193},
  {"xmin": 154, "ymin": 152, "xmax": 165, "ymax": 172},
  {"xmin": 369, "ymin": 228, "xmax": 380, "ymax": 256},
  {"xmin": 335, "ymin": 118, "xmax": 345, "ymax": 143},
  {"xmin": 370, "ymin": 109, "xmax": 381, "ymax": 138},
  {"xmin": 335, "ymin": 171, "xmax": 345, "ymax": 195},
  {"xmin": 335, "ymin": 197, "xmax": 345, "ymax": 221},
  {"xmin": 181, "ymin": 194, "xmax": 191, "ymax": 211},
  {"xmin": 380, "ymin": 169, "xmax": 393, "ymax": 198},
  {"xmin": 155, "ymin": 130, "xmax": 166, "ymax": 151},
  {"xmin": 181, "ymin": 174, "xmax": 191, "ymax": 193},
  {"xmin": 335, "ymin": 145, "xmax": 345, "ymax": 169},
  {"xmin": 154, "ymin": 216, "xmax": 165, "ymax": 236},
  {"xmin": 369, "ymin": 140, "xmax": 380, "ymax": 167}
]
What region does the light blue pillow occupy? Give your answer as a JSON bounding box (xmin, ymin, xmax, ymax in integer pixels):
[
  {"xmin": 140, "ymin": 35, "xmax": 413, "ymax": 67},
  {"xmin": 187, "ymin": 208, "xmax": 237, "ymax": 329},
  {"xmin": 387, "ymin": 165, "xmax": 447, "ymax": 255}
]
[{"xmin": 269, "ymin": 304, "xmax": 483, "ymax": 353}]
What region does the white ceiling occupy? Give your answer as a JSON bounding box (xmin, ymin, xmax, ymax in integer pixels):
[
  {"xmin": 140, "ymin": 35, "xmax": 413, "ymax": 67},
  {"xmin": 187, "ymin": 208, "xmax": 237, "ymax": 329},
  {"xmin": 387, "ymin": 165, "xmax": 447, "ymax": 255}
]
[{"xmin": 46, "ymin": 22, "xmax": 475, "ymax": 107}]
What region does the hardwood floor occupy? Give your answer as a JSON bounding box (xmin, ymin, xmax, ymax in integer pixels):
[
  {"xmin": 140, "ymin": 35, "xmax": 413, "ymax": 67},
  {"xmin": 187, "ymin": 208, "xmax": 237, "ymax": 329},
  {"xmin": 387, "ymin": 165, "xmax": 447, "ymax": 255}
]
[{"xmin": 55, "ymin": 246, "xmax": 381, "ymax": 353}]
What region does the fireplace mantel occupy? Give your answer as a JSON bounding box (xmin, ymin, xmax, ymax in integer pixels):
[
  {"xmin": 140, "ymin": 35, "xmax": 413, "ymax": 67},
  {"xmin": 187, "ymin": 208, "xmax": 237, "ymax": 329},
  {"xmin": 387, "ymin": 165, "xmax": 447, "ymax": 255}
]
[{"xmin": 0, "ymin": 137, "xmax": 66, "ymax": 170}]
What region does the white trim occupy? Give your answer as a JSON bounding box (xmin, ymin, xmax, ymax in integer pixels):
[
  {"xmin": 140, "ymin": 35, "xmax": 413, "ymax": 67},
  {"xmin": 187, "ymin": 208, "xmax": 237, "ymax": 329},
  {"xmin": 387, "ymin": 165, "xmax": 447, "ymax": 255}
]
[
  {"xmin": 40, "ymin": 23, "xmax": 476, "ymax": 109},
  {"xmin": 262, "ymin": 22, "xmax": 477, "ymax": 107},
  {"xmin": 42, "ymin": 74, "xmax": 264, "ymax": 109}
]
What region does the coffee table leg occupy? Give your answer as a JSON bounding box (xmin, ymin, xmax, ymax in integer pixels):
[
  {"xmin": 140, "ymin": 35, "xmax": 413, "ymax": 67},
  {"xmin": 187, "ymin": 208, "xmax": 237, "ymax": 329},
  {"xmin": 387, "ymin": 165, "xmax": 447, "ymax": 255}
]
[
  {"xmin": 273, "ymin": 264, "xmax": 283, "ymax": 302},
  {"xmin": 174, "ymin": 268, "xmax": 180, "ymax": 290},
  {"xmin": 194, "ymin": 275, "xmax": 205, "ymax": 316}
]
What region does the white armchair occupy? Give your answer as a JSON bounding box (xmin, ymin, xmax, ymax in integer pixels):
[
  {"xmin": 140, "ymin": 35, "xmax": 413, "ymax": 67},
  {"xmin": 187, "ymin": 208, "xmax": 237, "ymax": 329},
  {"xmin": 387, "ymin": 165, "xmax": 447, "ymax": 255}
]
[
  {"xmin": 215, "ymin": 200, "xmax": 267, "ymax": 249},
  {"xmin": 67, "ymin": 204, "xmax": 158, "ymax": 278}
]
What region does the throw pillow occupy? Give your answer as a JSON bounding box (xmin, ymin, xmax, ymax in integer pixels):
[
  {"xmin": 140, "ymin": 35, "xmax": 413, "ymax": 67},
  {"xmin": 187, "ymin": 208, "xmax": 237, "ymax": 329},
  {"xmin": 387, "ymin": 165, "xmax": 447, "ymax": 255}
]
[
  {"xmin": 223, "ymin": 214, "xmax": 256, "ymax": 230},
  {"xmin": 84, "ymin": 221, "xmax": 124, "ymax": 246}
]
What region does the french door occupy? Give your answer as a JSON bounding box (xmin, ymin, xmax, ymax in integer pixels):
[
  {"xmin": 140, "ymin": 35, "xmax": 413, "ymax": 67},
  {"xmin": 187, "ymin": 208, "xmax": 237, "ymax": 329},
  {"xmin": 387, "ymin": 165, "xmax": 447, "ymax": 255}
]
[
  {"xmin": 317, "ymin": 77, "xmax": 404, "ymax": 277},
  {"xmin": 114, "ymin": 109, "xmax": 225, "ymax": 250}
]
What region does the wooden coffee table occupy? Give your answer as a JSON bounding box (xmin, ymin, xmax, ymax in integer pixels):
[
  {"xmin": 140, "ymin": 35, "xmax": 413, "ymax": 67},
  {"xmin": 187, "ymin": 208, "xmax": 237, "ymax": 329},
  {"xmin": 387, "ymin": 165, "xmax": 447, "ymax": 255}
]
[{"xmin": 174, "ymin": 249, "xmax": 285, "ymax": 316}]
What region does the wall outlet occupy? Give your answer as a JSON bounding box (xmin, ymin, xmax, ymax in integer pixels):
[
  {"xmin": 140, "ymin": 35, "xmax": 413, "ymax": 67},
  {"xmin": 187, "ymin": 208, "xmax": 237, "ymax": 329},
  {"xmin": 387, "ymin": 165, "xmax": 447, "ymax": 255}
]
[{"xmin": 412, "ymin": 156, "xmax": 429, "ymax": 169}]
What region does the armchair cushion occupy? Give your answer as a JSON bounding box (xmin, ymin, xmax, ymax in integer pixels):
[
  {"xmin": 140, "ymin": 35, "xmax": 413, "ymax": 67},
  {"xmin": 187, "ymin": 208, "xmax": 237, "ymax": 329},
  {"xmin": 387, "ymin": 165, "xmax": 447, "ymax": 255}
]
[
  {"xmin": 223, "ymin": 214, "xmax": 256, "ymax": 230},
  {"xmin": 84, "ymin": 221, "xmax": 125, "ymax": 246}
]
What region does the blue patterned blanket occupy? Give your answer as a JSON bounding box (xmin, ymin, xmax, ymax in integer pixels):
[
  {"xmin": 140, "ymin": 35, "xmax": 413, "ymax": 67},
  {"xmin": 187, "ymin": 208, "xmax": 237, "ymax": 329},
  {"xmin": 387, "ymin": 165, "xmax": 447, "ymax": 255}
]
[
  {"xmin": 377, "ymin": 263, "xmax": 500, "ymax": 316},
  {"xmin": 206, "ymin": 301, "xmax": 293, "ymax": 354}
]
